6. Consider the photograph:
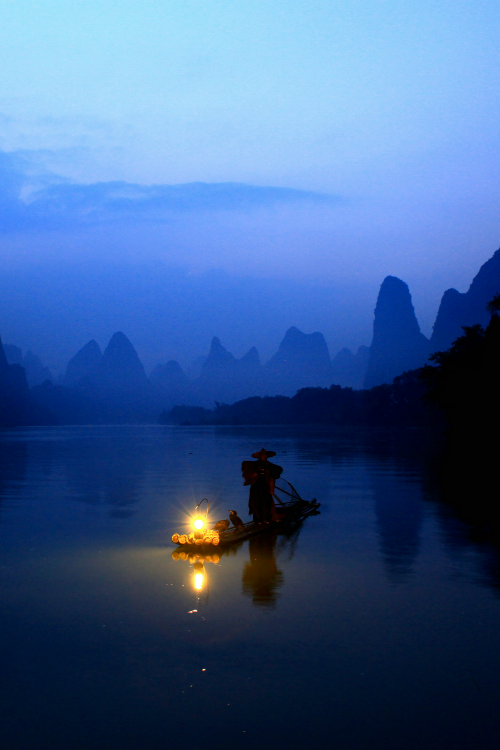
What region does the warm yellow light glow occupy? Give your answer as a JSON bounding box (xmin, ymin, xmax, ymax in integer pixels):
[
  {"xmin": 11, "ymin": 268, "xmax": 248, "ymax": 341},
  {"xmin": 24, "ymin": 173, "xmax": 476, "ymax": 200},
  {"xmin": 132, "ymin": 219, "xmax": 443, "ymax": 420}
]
[
  {"xmin": 193, "ymin": 518, "xmax": 204, "ymax": 530},
  {"xmin": 194, "ymin": 573, "xmax": 204, "ymax": 590}
]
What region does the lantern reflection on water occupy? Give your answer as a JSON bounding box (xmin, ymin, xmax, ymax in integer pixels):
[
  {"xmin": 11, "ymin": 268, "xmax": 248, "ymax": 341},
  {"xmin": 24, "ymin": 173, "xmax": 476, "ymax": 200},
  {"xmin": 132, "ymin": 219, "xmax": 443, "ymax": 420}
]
[
  {"xmin": 171, "ymin": 549, "xmax": 221, "ymax": 565},
  {"xmin": 193, "ymin": 562, "xmax": 205, "ymax": 591},
  {"xmin": 171, "ymin": 548, "xmax": 221, "ymax": 597}
]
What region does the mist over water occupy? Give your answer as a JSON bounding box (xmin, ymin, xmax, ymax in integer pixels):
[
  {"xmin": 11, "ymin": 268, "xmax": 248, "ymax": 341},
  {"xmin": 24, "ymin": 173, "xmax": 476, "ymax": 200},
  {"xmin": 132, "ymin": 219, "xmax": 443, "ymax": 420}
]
[{"xmin": 0, "ymin": 259, "xmax": 378, "ymax": 373}]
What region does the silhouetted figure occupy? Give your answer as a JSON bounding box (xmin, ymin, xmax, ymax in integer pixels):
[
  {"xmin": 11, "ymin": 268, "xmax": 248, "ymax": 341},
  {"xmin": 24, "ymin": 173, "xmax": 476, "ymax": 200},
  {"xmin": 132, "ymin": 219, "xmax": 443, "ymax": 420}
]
[
  {"xmin": 229, "ymin": 510, "xmax": 245, "ymax": 529},
  {"xmin": 242, "ymin": 448, "xmax": 283, "ymax": 524}
]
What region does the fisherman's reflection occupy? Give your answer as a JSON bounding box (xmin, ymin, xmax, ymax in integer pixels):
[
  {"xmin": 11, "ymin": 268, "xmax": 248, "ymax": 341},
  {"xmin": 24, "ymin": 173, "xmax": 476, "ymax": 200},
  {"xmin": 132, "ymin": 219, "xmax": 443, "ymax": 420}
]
[{"xmin": 242, "ymin": 530, "xmax": 284, "ymax": 609}]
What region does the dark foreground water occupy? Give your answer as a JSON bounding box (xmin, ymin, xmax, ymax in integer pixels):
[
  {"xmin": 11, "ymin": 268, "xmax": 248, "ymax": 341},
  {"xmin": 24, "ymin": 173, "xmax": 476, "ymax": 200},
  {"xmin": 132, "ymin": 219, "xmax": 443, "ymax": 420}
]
[{"xmin": 1, "ymin": 425, "xmax": 500, "ymax": 750}]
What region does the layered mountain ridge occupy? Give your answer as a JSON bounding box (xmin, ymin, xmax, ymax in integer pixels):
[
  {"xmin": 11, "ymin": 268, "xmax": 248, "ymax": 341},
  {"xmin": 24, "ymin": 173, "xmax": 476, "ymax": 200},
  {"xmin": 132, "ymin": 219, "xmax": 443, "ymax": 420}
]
[{"xmin": 3, "ymin": 245, "xmax": 500, "ymax": 425}]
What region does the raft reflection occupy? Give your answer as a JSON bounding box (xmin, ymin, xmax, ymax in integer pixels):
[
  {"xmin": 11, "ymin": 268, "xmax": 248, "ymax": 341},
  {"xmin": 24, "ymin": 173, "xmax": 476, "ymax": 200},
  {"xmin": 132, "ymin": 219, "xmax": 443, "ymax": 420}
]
[
  {"xmin": 171, "ymin": 517, "xmax": 309, "ymax": 609},
  {"xmin": 171, "ymin": 548, "xmax": 221, "ymax": 565}
]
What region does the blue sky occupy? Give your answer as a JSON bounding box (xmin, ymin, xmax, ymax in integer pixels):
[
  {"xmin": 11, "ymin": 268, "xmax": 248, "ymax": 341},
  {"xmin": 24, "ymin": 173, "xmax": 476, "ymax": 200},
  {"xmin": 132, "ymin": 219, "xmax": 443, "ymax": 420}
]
[
  {"xmin": 1, "ymin": 1, "xmax": 500, "ymax": 369},
  {"xmin": 1, "ymin": 0, "xmax": 498, "ymax": 188}
]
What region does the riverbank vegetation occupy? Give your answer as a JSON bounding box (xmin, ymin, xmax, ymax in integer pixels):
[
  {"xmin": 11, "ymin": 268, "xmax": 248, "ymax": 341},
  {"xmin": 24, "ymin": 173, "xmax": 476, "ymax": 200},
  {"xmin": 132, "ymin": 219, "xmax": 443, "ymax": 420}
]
[{"xmin": 159, "ymin": 368, "xmax": 441, "ymax": 427}]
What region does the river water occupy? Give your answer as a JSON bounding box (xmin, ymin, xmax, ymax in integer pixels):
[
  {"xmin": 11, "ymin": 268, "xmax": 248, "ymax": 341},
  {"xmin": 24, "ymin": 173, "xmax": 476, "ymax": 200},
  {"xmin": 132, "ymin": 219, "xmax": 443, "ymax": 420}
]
[{"xmin": 1, "ymin": 425, "xmax": 499, "ymax": 750}]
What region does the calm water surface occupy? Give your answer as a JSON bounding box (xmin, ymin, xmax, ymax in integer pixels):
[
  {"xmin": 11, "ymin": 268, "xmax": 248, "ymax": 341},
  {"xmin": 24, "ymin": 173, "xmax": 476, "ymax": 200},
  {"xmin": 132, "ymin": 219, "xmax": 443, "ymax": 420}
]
[{"xmin": 1, "ymin": 425, "xmax": 499, "ymax": 750}]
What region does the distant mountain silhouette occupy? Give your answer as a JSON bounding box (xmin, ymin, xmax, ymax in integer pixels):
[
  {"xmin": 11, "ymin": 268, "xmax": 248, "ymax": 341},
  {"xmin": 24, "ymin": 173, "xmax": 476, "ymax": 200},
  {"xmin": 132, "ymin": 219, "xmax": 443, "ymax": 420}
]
[
  {"xmin": 193, "ymin": 337, "xmax": 239, "ymax": 402},
  {"xmin": 150, "ymin": 360, "xmax": 189, "ymax": 391},
  {"xmin": 185, "ymin": 354, "xmax": 207, "ymax": 380},
  {"xmin": 32, "ymin": 332, "xmax": 155, "ymax": 423},
  {"xmin": 17, "ymin": 244, "xmax": 500, "ymax": 425},
  {"xmin": 3, "ymin": 344, "xmax": 53, "ymax": 387},
  {"xmin": 3, "ymin": 344, "xmax": 23, "ymax": 365},
  {"xmin": 92, "ymin": 332, "xmax": 148, "ymax": 393},
  {"xmin": 188, "ymin": 337, "xmax": 264, "ymax": 404},
  {"xmin": 0, "ymin": 336, "xmax": 54, "ymax": 426},
  {"xmin": 238, "ymin": 346, "xmax": 262, "ymax": 381},
  {"xmin": 23, "ymin": 352, "xmax": 53, "ymax": 387},
  {"xmin": 64, "ymin": 340, "xmax": 102, "ymax": 386},
  {"xmin": 364, "ymin": 276, "xmax": 430, "ymax": 388},
  {"xmin": 240, "ymin": 345, "xmax": 260, "ymax": 368},
  {"xmin": 201, "ymin": 336, "xmax": 237, "ymax": 376},
  {"xmin": 431, "ymin": 248, "xmax": 500, "ymax": 353},
  {"xmin": 32, "ymin": 323, "xmax": 371, "ymax": 420},
  {"xmin": 163, "ymin": 329, "xmax": 338, "ymax": 407},
  {"xmin": 331, "ymin": 345, "xmax": 370, "ymax": 389},
  {"xmin": 265, "ymin": 326, "xmax": 333, "ymax": 395}
]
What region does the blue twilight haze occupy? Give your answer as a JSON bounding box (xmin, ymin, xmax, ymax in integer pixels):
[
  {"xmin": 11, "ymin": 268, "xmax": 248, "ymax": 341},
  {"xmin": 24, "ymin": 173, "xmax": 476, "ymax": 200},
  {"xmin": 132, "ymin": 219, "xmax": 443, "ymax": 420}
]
[{"xmin": 1, "ymin": 1, "xmax": 500, "ymax": 370}]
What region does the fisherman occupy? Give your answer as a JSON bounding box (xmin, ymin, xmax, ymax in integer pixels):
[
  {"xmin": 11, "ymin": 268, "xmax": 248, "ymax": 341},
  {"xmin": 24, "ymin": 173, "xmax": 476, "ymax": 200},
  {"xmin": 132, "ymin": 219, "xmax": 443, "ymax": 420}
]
[{"xmin": 242, "ymin": 448, "xmax": 283, "ymax": 524}]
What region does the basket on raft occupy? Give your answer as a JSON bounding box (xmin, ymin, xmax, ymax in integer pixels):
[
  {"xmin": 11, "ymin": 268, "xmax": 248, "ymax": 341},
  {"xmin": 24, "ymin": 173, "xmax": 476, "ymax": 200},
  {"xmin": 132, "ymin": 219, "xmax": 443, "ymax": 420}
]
[{"xmin": 172, "ymin": 530, "xmax": 220, "ymax": 547}]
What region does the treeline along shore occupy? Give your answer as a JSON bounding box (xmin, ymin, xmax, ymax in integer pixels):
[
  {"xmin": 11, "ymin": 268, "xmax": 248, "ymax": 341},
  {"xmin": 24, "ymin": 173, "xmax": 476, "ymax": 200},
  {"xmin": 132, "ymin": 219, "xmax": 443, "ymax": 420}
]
[{"xmin": 160, "ymin": 369, "xmax": 442, "ymax": 427}]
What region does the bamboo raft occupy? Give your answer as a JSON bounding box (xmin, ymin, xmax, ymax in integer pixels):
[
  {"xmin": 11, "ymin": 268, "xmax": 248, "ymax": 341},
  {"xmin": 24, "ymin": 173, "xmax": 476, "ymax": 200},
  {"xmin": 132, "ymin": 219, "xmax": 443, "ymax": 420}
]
[{"xmin": 172, "ymin": 480, "xmax": 320, "ymax": 550}]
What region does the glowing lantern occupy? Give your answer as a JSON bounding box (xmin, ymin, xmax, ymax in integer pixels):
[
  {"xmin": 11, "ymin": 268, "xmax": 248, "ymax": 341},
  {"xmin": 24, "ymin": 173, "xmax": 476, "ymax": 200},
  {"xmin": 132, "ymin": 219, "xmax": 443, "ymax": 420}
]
[{"xmin": 192, "ymin": 497, "xmax": 209, "ymax": 533}]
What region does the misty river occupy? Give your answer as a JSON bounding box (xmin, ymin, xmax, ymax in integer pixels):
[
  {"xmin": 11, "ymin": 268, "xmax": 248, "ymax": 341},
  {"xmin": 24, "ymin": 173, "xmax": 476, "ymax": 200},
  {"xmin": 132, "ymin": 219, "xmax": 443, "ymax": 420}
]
[{"xmin": 1, "ymin": 425, "xmax": 500, "ymax": 750}]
